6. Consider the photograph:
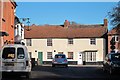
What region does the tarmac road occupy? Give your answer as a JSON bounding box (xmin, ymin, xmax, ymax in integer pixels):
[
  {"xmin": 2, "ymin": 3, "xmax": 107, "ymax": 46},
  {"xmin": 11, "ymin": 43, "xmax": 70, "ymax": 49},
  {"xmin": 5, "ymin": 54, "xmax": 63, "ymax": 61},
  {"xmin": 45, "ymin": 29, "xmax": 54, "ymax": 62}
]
[{"xmin": 1, "ymin": 65, "xmax": 120, "ymax": 80}]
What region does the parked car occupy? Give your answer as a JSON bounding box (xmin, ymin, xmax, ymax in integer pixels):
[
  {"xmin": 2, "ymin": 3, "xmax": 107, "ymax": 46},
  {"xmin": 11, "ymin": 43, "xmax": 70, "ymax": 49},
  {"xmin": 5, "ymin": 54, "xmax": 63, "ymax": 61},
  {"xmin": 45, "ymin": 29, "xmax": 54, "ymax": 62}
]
[
  {"xmin": 103, "ymin": 52, "xmax": 120, "ymax": 74},
  {"xmin": 1, "ymin": 44, "xmax": 31, "ymax": 78},
  {"xmin": 52, "ymin": 54, "xmax": 68, "ymax": 67}
]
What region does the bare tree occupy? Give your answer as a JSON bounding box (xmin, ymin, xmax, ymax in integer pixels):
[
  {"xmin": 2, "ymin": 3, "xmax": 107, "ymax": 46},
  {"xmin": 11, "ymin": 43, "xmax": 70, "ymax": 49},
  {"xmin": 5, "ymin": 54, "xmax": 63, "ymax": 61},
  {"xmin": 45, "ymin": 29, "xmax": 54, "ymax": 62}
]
[
  {"xmin": 109, "ymin": 1, "xmax": 120, "ymax": 28},
  {"xmin": 108, "ymin": 2, "xmax": 120, "ymax": 51}
]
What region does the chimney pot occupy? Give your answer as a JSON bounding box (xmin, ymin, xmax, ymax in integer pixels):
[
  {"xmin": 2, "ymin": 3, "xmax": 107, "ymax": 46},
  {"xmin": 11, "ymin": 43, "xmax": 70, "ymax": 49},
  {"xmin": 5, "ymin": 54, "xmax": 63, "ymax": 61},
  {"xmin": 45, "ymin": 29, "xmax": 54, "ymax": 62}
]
[
  {"xmin": 104, "ymin": 19, "xmax": 108, "ymax": 27},
  {"xmin": 64, "ymin": 20, "xmax": 70, "ymax": 28},
  {"xmin": 65, "ymin": 20, "xmax": 68, "ymax": 22}
]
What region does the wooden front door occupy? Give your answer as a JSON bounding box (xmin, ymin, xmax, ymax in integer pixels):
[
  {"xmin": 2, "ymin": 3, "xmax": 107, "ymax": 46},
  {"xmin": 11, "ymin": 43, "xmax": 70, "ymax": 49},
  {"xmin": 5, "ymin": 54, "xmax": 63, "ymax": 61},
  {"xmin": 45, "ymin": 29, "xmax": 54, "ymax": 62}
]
[{"xmin": 38, "ymin": 52, "xmax": 43, "ymax": 64}]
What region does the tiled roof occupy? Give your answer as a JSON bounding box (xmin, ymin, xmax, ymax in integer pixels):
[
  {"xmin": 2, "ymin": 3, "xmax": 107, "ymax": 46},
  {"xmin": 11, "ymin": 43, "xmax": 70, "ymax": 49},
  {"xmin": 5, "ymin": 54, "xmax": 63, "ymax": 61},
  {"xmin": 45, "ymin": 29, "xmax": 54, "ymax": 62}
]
[
  {"xmin": 24, "ymin": 24, "xmax": 107, "ymax": 39},
  {"xmin": 108, "ymin": 23, "xmax": 120, "ymax": 35},
  {"xmin": 108, "ymin": 29, "xmax": 117, "ymax": 35},
  {"xmin": 108, "ymin": 27, "xmax": 119, "ymax": 35}
]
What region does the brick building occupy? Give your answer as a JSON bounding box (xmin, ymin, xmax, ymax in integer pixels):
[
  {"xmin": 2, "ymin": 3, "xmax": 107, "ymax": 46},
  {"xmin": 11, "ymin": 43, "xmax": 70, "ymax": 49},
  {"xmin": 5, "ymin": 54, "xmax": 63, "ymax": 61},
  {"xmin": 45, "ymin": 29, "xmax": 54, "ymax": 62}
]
[
  {"xmin": 0, "ymin": 0, "xmax": 17, "ymax": 49},
  {"xmin": 108, "ymin": 25, "xmax": 120, "ymax": 53}
]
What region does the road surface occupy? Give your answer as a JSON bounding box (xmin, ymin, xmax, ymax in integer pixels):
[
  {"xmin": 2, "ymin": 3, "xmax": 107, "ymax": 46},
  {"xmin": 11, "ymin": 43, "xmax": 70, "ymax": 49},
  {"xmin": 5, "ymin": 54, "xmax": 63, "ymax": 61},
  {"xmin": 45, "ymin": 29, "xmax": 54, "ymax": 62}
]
[{"xmin": 1, "ymin": 65, "xmax": 120, "ymax": 80}]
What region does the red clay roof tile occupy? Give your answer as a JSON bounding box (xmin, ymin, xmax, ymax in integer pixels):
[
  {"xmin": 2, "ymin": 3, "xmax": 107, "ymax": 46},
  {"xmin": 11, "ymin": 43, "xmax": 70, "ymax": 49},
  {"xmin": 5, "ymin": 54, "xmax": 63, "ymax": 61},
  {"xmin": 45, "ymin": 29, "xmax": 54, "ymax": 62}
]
[{"xmin": 25, "ymin": 24, "xmax": 107, "ymax": 39}]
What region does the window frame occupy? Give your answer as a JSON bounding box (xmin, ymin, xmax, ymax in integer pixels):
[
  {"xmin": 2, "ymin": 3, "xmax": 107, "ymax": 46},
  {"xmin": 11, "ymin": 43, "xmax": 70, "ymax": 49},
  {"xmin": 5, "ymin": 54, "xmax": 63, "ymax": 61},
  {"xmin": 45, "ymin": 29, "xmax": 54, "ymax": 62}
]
[
  {"xmin": 58, "ymin": 52, "xmax": 63, "ymax": 54},
  {"xmin": 17, "ymin": 47, "xmax": 25, "ymax": 59},
  {"xmin": 2, "ymin": 47, "xmax": 15, "ymax": 59},
  {"xmin": 68, "ymin": 38, "xmax": 73, "ymax": 44},
  {"xmin": 47, "ymin": 52, "xmax": 53, "ymax": 59},
  {"xmin": 47, "ymin": 38, "xmax": 52, "ymax": 46},
  {"xmin": 90, "ymin": 38, "xmax": 96, "ymax": 45},
  {"xmin": 68, "ymin": 52, "xmax": 74, "ymax": 59},
  {"xmin": 85, "ymin": 51, "xmax": 96, "ymax": 62}
]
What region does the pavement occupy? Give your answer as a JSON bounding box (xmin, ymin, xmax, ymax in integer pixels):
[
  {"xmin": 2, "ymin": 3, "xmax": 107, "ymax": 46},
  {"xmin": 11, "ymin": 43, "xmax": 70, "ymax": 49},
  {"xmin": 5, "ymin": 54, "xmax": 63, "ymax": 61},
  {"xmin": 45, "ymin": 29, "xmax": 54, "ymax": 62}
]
[{"xmin": 41, "ymin": 64, "xmax": 103, "ymax": 67}]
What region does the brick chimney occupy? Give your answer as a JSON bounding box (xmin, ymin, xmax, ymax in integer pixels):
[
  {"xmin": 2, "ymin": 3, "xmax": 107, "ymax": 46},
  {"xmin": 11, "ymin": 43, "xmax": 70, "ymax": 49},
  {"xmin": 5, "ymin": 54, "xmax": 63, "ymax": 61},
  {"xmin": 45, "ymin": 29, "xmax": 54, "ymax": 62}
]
[
  {"xmin": 104, "ymin": 18, "xmax": 108, "ymax": 27},
  {"xmin": 64, "ymin": 20, "xmax": 70, "ymax": 28}
]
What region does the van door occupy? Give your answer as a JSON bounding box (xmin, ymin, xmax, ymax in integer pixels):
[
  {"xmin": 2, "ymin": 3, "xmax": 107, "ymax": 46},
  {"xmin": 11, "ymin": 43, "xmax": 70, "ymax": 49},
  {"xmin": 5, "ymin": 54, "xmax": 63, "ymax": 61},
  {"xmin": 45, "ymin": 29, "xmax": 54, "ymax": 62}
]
[
  {"xmin": 2, "ymin": 47, "xmax": 16, "ymax": 70},
  {"xmin": 38, "ymin": 52, "xmax": 43, "ymax": 65},
  {"xmin": 16, "ymin": 47, "xmax": 26, "ymax": 70}
]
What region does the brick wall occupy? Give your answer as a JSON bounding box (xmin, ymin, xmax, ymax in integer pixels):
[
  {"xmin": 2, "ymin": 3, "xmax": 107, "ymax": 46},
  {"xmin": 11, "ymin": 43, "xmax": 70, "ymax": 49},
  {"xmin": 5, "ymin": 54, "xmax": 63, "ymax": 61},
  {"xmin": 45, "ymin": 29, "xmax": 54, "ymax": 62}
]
[
  {"xmin": 2, "ymin": 1, "xmax": 16, "ymax": 45},
  {"xmin": 108, "ymin": 35, "xmax": 119, "ymax": 53}
]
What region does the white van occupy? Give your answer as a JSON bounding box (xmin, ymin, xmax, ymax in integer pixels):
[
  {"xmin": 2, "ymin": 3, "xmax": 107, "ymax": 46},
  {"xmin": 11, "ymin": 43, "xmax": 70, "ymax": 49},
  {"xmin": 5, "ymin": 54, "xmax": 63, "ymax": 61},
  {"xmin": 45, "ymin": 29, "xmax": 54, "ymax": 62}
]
[{"xmin": 1, "ymin": 44, "xmax": 31, "ymax": 78}]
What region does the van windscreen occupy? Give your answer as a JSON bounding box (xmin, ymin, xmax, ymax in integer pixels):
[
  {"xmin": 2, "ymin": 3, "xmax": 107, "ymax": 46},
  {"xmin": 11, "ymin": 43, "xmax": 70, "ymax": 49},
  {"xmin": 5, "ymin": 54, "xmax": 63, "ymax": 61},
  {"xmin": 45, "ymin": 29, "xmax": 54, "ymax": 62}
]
[
  {"xmin": 17, "ymin": 48, "xmax": 25, "ymax": 59},
  {"xmin": 55, "ymin": 55, "xmax": 65, "ymax": 58},
  {"xmin": 2, "ymin": 47, "xmax": 15, "ymax": 59}
]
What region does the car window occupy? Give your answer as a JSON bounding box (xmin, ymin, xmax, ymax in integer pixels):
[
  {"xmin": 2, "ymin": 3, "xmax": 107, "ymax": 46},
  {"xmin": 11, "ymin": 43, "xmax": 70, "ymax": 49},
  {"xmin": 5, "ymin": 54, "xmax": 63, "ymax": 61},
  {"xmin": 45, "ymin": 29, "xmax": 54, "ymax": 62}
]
[
  {"xmin": 2, "ymin": 47, "xmax": 15, "ymax": 59},
  {"xmin": 55, "ymin": 55, "xmax": 65, "ymax": 58},
  {"xmin": 111, "ymin": 53, "xmax": 120, "ymax": 61},
  {"xmin": 17, "ymin": 48, "xmax": 25, "ymax": 59}
]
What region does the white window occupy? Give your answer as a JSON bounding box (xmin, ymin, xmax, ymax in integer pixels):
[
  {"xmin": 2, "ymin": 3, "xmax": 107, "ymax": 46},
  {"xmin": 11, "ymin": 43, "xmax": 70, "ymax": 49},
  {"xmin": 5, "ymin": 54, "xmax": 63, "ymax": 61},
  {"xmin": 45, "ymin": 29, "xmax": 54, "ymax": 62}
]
[
  {"xmin": 17, "ymin": 48, "xmax": 25, "ymax": 59},
  {"xmin": 84, "ymin": 51, "xmax": 96, "ymax": 62},
  {"xmin": 90, "ymin": 38, "xmax": 96, "ymax": 45},
  {"xmin": 58, "ymin": 52, "xmax": 63, "ymax": 54},
  {"xmin": 112, "ymin": 35, "xmax": 119, "ymax": 42},
  {"xmin": 68, "ymin": 52, "xmax": 73, "ymax": 59},
  {"xmin": 68, "ymin": 38, "xmax": 73, "ymax": 44},
  {"xmin": 47, "ymin": 38, "xmax": 52, "ymax": 46},
  {"xmin": 26, "ymin": 39, "xmax": 32, "ymax": 46},
  {"xmin": 47, "ymin": 52, "xmax": 52, "ymax": 59}
]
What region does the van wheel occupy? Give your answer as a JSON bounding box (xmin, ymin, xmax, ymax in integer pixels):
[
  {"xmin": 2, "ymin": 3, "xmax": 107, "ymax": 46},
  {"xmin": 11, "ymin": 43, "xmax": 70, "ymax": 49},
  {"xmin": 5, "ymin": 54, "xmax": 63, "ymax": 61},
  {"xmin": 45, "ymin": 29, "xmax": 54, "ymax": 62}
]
[
  {"xmin": 65, "ymin": 65, "xmax": 68, "ymax": 67},
  {"xmin": 52, "ymin": 64, "xmax": 55, "ymax": 67},
  {"xmin": 26, "ymin": 72, "xmax": 31, "ymax": 79},
  {"xmin": 2, "ymin": 72, "xmax": 6, "ymax": 78},
  {"xmin": 103, "ymin": 67, "xmax": 106, "ymax": 72},
  {"xmin": 109, "ymin": 68, "xmax": 113, "ymax": 75}
]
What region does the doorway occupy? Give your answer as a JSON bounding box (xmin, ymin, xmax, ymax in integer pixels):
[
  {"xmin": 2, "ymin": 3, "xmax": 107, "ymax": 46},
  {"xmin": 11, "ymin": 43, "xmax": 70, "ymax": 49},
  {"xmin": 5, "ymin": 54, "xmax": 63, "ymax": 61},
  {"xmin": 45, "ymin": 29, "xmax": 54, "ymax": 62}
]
[
  {"xmin": 78, "ymin": 52, "xmax": 83, "ymax": 64},
  {"xmin": 38, "ymin": 52, "xmax": 43, "ymax": 65}
]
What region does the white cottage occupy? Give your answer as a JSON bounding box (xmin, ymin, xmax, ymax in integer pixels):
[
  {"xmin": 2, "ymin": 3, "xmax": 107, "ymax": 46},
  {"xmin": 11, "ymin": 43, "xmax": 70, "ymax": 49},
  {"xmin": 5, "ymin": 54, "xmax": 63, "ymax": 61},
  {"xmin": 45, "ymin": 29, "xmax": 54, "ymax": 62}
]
[{"xmin": 24, "ymin": 19, "xmax": 108, "ymax": 65}]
